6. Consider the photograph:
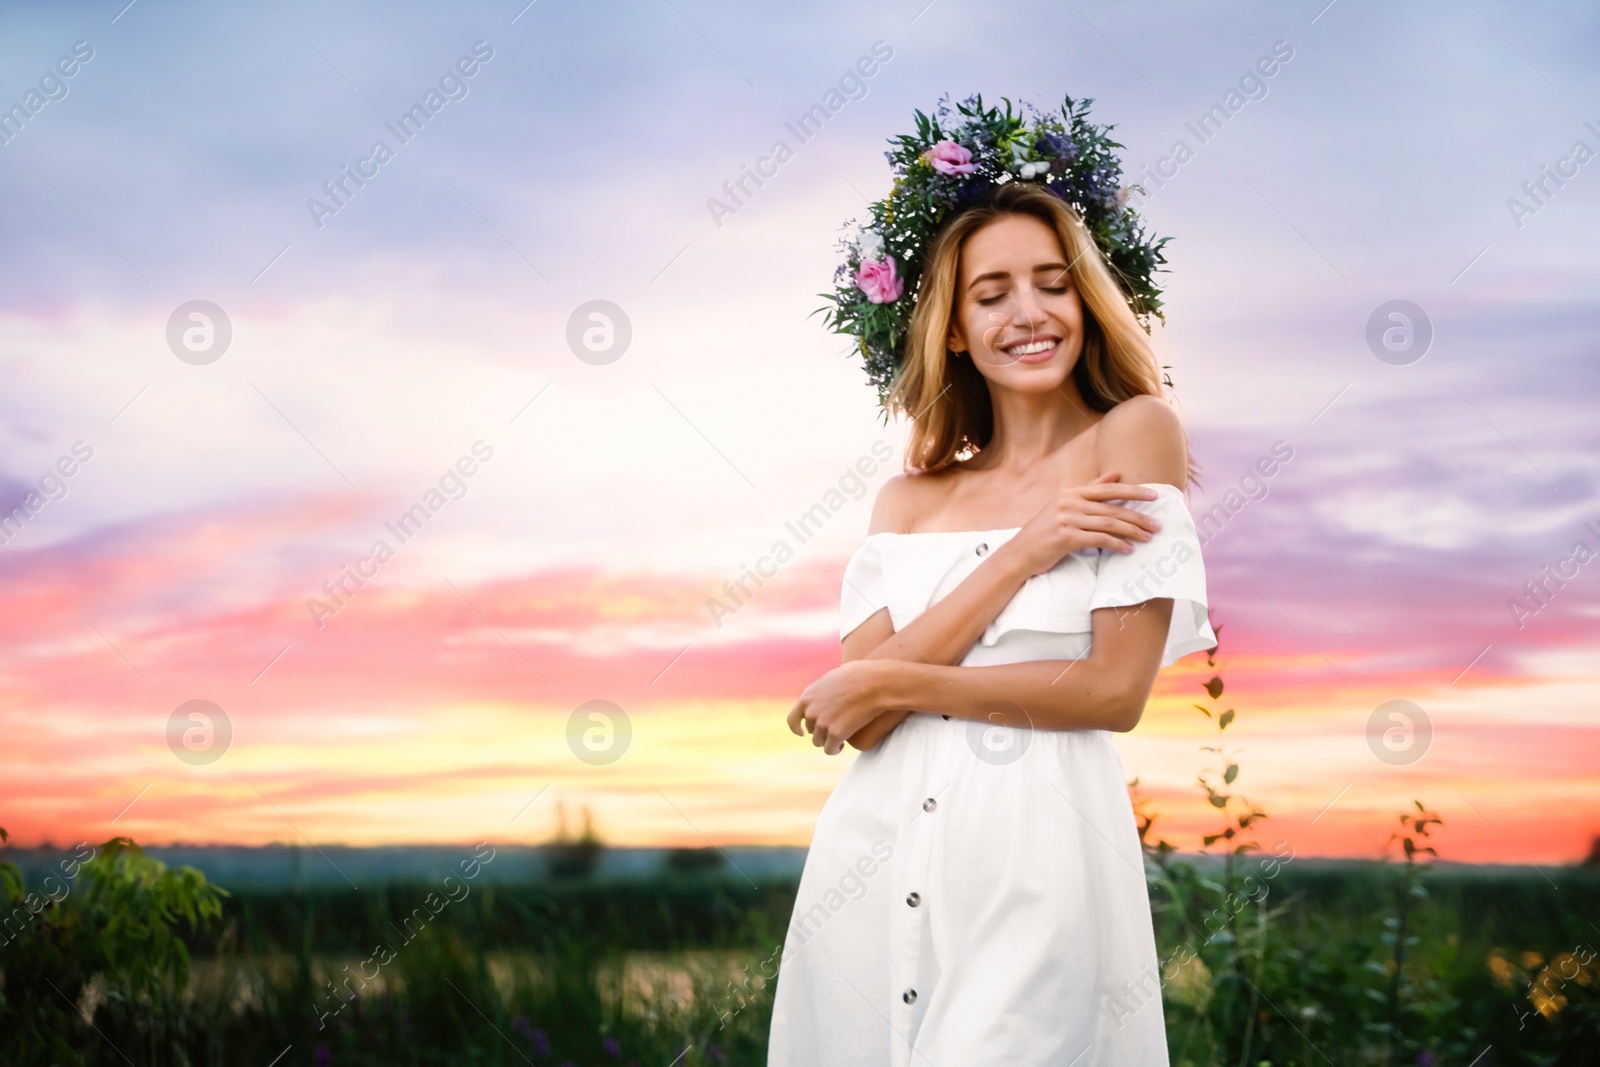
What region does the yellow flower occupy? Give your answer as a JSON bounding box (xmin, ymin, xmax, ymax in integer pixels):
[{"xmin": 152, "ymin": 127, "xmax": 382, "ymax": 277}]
[{"xmin": 1486, "ymin": 948, "xmax": 1517, "ymax": 989}]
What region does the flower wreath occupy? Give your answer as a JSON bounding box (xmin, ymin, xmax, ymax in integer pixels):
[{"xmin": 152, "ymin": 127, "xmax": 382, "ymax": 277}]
[{"xmin": 817, "ymin": 92, "xmax": 1171, "ymax": 411}]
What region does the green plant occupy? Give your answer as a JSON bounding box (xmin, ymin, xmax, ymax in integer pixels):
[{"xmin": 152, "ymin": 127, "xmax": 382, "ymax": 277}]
[
  {"xmin": 0, "ymin": 827, "xmax": 228, "ymax": 1066},
  {"xmin": 1377, "ymin": 800, "xmax": 1446, "ymax": 1065}
]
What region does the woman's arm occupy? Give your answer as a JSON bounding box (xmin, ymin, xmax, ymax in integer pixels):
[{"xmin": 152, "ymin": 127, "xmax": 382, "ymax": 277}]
[
  {"xmin": 794, "ymin": 395, "xmax": 1191, "ymax": 752},
  {"xmin": 832, "ymin": 473, "xmax": 1162, "ymax": 752},
  {"xmin": 797, "ymin": 597, "xmax": 1174, "ymax": 751}
]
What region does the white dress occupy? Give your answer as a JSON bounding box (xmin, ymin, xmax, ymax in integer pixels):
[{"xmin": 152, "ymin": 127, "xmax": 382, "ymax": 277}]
[{"xmin": 767, "ymin": 483, "xmax": 1213, "ymax": 1066}]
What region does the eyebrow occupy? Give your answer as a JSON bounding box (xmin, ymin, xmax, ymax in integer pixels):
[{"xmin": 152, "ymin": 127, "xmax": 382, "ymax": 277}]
[{"xmin": 966, "ymin": 263, "xmax": 1071, "ymax": 292}]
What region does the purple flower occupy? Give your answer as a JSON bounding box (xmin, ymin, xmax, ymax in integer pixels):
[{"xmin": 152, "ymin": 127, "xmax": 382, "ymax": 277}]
[
  {"xmin": 531, "ymin": 1029, "xmax": 550, "ymax": 1057},
  {"xmin": 313, "ymin": 1044, "xmax": 332, "ymax": 1067},
  {"xmin": 922, "ymin": 140, "xmax": 977, "ymax": 176},
  {"xmin": 1035, "ymin": 132, "xmax": 1079, "ymax": 165},
  {"xmin": 602, "ymin": 1036, "xmax": 622, "ymax": 1058},
  {"xmin": 1417, "ymin": 1054, "xmax": 1438, "ymax": 1067},
  {"xmin": 709, "ymin": 1045, "xmax": 727, "ymax": 1062}
]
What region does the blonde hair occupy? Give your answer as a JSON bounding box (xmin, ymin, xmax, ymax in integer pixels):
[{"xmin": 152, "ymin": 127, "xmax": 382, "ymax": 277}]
[{"xmin": 887, "ymin": 181, "xmax": 1165, "ymax": 472}]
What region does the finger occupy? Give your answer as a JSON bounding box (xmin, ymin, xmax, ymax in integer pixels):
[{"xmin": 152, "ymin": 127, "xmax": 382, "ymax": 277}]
[
  {"xmin": 1092, "ymin": 470, "xmax": 1120, "ymax": 483},
  {"xmin": 787, "ymin": 702, "xmax": 805, "ymax": 735},
  {"xmin": 1099, "ymin": 504, "xmax": 1161, "ymax": 533},
  {"xmin": 1077, "ymin": 483, "xmax": 1158, "ymax": 503},
  {"xmin": 1090, "ymin": 532, "xmax": 1136, "ymax": 554},
  {"xmin": 1079, "ymin": 515, "xmax": 1154, "ymax": 542}
]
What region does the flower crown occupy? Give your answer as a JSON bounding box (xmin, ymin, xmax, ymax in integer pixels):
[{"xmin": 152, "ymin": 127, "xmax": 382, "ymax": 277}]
[{"xmin": 818, "ymin": 92, "xmax": 1170, "ymax": 411}]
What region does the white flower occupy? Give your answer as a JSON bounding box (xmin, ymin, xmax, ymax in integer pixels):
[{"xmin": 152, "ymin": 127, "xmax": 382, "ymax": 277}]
[
  {"xmin": 1019, "ymin": 161, "xmax": 1051, "ymax": 180},
  {"xmin": 856, "ymin": 228, "xmax": 885, "ymax": 260}
]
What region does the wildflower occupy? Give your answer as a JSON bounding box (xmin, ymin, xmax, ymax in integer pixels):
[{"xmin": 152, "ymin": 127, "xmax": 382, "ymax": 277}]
[
  {"xmin": 313, "ymin": 1044, "xmax": 332, "ymax": 1067},
  {"xmin": 602, "ymin": 1035, "xmax": 622, "ymax": 1058},
  {"xmin": 855, "ymin": 228, "xmax": 884, "ymax": 261}
]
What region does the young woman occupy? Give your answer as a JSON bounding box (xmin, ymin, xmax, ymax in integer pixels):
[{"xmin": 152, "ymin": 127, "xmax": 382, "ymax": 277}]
[{"xmin": 767, "ymin": 179, "xmax": 1213, "ymax": 1065}]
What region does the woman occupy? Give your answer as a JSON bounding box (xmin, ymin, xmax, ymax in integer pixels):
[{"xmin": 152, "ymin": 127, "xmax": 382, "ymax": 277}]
[{"xmin": 767, "ymin": 171, "xmax": 1213, "ymax": 1060}]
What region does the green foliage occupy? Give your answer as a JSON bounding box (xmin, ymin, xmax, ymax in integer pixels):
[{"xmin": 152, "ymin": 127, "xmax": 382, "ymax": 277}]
[
  {"xmin": 815, "ymin": 90, "xmax": 1171, "ymax": 409},
  {"xmin": 0, "ymin": 829, "xmax": 227, "ymax": 1067},
  {"xmin": 5, "ymin": 824, "xmax": 1600, "ymax": 1063}
]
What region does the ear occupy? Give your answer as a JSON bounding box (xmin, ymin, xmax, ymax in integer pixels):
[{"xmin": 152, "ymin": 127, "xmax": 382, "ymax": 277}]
[{"xmin": 946, "ymin": 316, "xmax": 967, "ymax": 356}]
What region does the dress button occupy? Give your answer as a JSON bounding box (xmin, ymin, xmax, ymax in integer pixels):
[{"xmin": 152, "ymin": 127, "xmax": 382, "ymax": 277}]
[
  {"xmin": 903, "ymin": 988, "xmax": 918, "ymax": 1005},
  {"xmin": 922, "ymin": 798, "xmax": 937, "ymax": 813},
  {"xmin": 941, "ymin": 714, "xmax": 950, "ymax": 720},
  {"xmin": 906, "ymin": 891, "xmax": 921, "ymax": 907},
  {"xmin": 975, "ymin": 542, "xmax": 988, "ymax": 556}
]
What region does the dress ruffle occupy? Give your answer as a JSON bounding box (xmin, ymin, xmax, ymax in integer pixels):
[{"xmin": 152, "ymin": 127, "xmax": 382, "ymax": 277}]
[{"xmin": 838, "ymin": 483, "xmax": 1214, "ymax": 666}]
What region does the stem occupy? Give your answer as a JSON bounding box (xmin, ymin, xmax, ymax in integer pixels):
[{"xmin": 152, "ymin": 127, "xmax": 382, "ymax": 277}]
[{"xmin": 1386, "ymin": 860, "xmax": 1411, "ymax": 1066}]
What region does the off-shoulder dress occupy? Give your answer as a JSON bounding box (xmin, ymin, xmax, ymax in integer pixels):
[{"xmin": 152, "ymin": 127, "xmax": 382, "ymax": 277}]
[{"xmin": 767, "ymin": 483, "xmax": 1214, "ymax": 1066}]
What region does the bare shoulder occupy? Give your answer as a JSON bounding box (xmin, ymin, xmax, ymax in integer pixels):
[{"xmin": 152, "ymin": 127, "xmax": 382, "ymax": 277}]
[
  {"xmin": 866, "ymin": 472, "xmax": 919, "ymax": 535},
  {"xmin": 1095, "ymin": 394, "xmax": 1188, "ymax": 490},
  {"xmin": 867, "ymin": 468, "xmax": 955, "ymax": 535}
]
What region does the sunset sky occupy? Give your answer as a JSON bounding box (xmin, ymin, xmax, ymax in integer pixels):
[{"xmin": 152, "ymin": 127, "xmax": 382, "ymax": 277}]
[{"xmin": 1, "ymin": 0, "xmax": 1596, "ymax": 866}]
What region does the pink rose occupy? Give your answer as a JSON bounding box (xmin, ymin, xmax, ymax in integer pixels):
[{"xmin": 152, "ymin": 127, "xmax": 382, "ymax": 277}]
[
  {"xmin": 855, "ymin": 256, "xmax": 904, "ymax": 304},
  {"xmin": 923, "ymin": 140, "xmax": 977, "ymax": 175}
]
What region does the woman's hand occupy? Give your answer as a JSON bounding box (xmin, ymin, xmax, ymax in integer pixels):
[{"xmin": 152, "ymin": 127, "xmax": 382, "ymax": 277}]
[
  {"xmin": 998, "ymin": 471, "xmax": 1162, "ymax": 579},
  {"xmin": 787, "ymin": 660, "xmax": 891, "ymax": 756}
]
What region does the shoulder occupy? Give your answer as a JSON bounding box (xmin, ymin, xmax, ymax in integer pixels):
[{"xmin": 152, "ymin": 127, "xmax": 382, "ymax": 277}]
[
  {"xmin": 1095, "ymin": 394, "xmax": 1187, "ymax": 490},
  {"xmin": 866, "ymin": 470, "xmax": 945, "ymax": 535}
]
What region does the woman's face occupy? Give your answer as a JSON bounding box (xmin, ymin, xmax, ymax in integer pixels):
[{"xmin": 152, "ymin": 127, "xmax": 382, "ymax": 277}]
[{"xmin": 946, "ymin": 213, "xmax": 1085, "ymax": 396}]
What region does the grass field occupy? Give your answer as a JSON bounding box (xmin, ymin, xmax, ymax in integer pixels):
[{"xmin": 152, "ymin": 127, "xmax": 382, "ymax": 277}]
[{"xmin": 3, "ymin": 835, "xmax": 1598, "ymax": 1066}]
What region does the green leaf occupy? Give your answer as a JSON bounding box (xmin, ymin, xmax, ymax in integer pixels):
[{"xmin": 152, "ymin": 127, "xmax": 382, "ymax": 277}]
[
  {"xmin": 1218, "ymin": 708, "xmax": 1236, "ymax": 730},
  {"xmin": 1224, "ymin": 763, "xmax": 1238, "ymax": 784},
  {"xmin": 1192, "ymin": 703, "xmax": 1212, "ymax": 718}
]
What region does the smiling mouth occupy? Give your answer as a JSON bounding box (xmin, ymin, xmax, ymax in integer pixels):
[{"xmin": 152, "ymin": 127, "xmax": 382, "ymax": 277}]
[{"xmin": 997, "ymin": 336, "xmax": 1060, "ymax": 362}]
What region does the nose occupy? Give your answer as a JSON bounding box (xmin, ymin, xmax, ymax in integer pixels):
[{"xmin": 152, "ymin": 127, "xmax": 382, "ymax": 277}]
[{"xmin": 981, "ymin": 286, "xmax": 1047, "ymax": 353}]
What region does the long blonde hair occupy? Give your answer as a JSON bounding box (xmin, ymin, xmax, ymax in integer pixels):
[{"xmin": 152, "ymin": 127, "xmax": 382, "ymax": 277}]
[{"xmin": 888, "ymin": 181, "xmax": 1165, "ymax": 472}]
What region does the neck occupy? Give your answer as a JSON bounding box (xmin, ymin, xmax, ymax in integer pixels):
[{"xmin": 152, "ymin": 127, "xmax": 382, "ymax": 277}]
[{"xmin": 972, "ymin": 377, "xmax": 1098, "ymax": 472}]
